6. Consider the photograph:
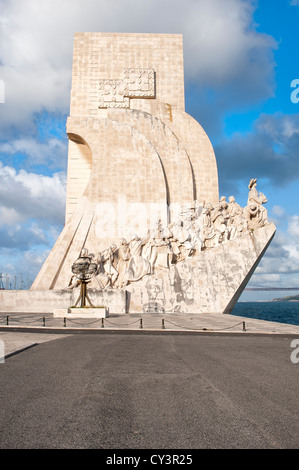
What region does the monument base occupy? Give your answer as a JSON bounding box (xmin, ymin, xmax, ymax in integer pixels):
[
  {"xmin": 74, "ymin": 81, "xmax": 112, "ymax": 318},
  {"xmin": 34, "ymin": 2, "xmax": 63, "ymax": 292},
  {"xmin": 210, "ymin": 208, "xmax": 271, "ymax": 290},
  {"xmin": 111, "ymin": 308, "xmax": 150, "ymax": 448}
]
[
  {"xmin": 0, "ymin": 288, "xmax": 126, "ymax": 314},
  {"xmin": 53, "ymin": 307, "xmax": 109, "ymax": 318}
]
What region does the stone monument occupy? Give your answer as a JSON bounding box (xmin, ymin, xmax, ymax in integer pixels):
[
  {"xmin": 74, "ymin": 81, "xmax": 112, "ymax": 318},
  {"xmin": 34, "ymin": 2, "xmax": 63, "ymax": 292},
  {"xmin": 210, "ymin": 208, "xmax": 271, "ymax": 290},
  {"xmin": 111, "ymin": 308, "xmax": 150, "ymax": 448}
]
[{"xmin": 0, "ymin": 33, "xmax": 276, "ymax": 314}]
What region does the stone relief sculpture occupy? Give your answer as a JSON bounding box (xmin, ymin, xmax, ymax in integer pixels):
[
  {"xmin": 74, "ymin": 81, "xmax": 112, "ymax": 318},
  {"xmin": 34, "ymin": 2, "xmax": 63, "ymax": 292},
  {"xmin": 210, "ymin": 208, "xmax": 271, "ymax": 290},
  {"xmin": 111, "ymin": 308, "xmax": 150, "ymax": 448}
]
[
  {"xmin": 125, "ymin": 234, "xmax": 152, "ymax": 283},
  {"xmin": 100, "ymin": 244, "xmax": 119, "ymax": 286},
  {"xmin": 123, "ymin": 68, "xmax": 155, "ymax": 98},
  {"xmin": 67, "ymin": 179, "xmax": 269, "ymax": 290},
  {"xmin": 99, "ymin": 68, "xmax": 155, "ymax": 108},
  {"xmin": 98, "ymin": 79, "xmax": 130, "ymax": 108},
  {"xmin": 244, "ymin": 178, "xmax": 268, "ymax": 230},
  {"xmin": 115, "ymin": 239, "xmax": 131, "ymax": 288},
  {"xmin": 227, "ymin": 196, "xmax": 245, "ymax": 240}
]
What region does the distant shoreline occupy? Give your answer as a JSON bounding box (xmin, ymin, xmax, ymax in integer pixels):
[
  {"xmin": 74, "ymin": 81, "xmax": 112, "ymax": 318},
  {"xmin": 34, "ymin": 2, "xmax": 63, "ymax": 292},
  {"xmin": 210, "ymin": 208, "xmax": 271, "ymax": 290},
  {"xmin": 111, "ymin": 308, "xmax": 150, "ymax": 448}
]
[
  {"xmin": 238, "ymin": 299, "xmax": 299, "ymax": 303},
  {"xmin": 272, "ymin": 295, "xmax": 299, "ymax": 302}
]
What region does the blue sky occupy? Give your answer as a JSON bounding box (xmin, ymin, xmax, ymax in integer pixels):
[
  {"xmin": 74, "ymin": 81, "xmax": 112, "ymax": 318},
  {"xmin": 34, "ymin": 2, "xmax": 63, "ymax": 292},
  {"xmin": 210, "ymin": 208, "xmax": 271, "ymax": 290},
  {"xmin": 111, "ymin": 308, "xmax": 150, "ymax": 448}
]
[{"xmin": 0, "ymin": 0, "xmax": 298, "ymax": 300}]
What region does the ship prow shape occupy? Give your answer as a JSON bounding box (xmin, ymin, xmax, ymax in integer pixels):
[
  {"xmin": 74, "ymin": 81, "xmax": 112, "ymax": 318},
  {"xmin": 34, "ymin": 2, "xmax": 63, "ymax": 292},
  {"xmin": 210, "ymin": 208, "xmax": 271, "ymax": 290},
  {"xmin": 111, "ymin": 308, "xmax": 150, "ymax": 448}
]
[{"xmin": 125, "ymin": 222, "xmax": 276, "ymax": 314}]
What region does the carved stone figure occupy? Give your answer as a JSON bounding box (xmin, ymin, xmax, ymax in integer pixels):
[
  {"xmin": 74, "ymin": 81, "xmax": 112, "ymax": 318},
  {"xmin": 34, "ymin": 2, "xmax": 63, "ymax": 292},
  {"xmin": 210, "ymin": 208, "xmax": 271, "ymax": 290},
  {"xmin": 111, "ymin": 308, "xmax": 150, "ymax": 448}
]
[
  {"xmin": 200, "ymin": 205, "xmax": 217, "ymax": 249},
  {"xmin": 227, "ymin": 196, "xmax": 245, "ymax": 240},
  {"xmin": 100, "ymin": 245, "xmax": 119, "ymax": 287},
  {"xmin": 153, "ymin": 238, "xmax": 173, "ymax": 271},
  {"xmin": 245, "ymin": 178, "xmax": 268, "ymax": 230},
  {"xmin": 142, "ymin": 238, "xmax": 157, "ymax": 274},
  {"xmin": 115, "ymin": 239, "xmax": 131, "ymax": 288},
  {"xmin": 151, "ymin": 218, "xmax": 163, "ymax": 239},
  {"xmin": 125, "ymin": 234, "xmax": 151, "ymax": 282},
  {"xmin": 178, "ymin": 220, "xmax": 196, "ymax": 257},
  {"xmin": 200, "ymin": 199, "xmax": 234, "ymax": 247},
  {"xmin": 67, "ymin": 275, "xmax": 80, "ymax": 290},
  {"xmin": 210, "ymin": 197, "xmax": 230, "ymax": 242},
  {"xmin": 93, "ymin": 251, "xmax": 111, "ymax": 289},
  {"xmin": 191, "ymin": 219, "xmax": 204, "ymax": 252},
  {"xmin": 174, "ymin": 218, "xmax": 189, "ymax": 243}
]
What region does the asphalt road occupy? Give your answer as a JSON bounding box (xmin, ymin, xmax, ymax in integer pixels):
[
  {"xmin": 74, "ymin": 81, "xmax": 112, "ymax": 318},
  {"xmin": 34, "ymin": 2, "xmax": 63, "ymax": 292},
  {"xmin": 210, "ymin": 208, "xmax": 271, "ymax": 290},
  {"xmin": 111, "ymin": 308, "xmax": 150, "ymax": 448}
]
[{"xmin": 0, "ymin": 333, "xmax": 298, "ymax": 449}]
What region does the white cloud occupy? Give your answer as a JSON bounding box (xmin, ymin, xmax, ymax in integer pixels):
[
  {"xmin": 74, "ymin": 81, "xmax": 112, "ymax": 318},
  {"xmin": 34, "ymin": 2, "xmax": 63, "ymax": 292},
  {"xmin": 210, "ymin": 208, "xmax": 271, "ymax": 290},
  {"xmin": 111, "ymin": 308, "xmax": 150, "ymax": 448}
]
[
  {"xmin": 272, "ymin": 205, "xmax": 285, "ymax": 217},
  {"xmin": 251, "ymin": 273, "xmax": 281, "ymax": 284},
  {"xmin": 0, "ymin": 206, "xmax": 20, "ymax": 225},
  {"xmin": 0, "ymin": 137, "xmax": 67, "ymax": 168},
  {"xmin": 0, "ymin": 245, "xmax": 51, "ymax": 283},
  {"xmin": 288, "ymin": 215, "xmax": 299, "ymax": 238},
  {"xmin": 0, "ymin": 163, "xmax": 65, "ymax": 278},
  {"xmin": 251, "ymin": 214, "xmax": 299, "ymax": 288},
  {"xmin": 0, "ymin": 163, "xmax": 66, "ymax": 227}
]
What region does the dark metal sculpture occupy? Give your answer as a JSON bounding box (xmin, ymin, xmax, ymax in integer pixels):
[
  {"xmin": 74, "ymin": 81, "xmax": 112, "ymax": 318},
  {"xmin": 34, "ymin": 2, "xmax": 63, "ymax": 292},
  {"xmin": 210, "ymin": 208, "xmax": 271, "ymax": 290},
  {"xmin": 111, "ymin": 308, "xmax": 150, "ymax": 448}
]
[{"xmin": 71, "ymin": 255, "xmax": 97, "ymax": 307}]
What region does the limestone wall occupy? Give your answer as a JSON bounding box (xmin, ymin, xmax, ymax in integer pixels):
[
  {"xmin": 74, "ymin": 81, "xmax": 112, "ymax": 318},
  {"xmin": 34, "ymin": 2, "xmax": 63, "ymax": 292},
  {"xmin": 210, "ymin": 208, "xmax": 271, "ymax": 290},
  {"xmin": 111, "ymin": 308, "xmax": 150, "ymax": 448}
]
[{"xmin": 70, "ymin": 33, "xmax": 185, "ymax": 117}]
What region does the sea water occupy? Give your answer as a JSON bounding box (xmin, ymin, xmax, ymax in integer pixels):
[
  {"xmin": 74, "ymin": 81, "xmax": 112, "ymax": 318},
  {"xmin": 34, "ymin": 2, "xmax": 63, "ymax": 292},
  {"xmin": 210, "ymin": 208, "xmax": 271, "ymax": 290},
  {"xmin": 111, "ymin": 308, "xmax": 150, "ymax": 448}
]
[{"xmin": 231, "ymin": 301, "xmax": 299, "ymax": 326}]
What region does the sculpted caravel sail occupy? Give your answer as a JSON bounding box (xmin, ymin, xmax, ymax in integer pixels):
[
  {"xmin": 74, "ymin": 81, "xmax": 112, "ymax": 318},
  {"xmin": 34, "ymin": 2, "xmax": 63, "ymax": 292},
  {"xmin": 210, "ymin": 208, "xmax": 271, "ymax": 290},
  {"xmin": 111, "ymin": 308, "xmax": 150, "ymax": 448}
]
[{"xmin": 28, "ymin": 33, "xmax": 275, "ymax": 314}]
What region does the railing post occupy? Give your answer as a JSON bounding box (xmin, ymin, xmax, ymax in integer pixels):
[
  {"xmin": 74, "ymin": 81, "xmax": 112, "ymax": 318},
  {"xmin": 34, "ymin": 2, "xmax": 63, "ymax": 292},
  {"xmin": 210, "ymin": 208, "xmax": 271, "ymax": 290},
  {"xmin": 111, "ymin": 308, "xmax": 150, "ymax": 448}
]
[
  {"xmin": 162, "ymin": 319, "xmax": 165, "ymax": 329},
  {"xmin": 64, "ymin": 317, "xmax": 66, "ymax": 328},
  {"xmin": 243, "ymin": 321, "xmax": 246, "ymax": 332},
  {"xmin": 6, "ymin": 316, "xmax": 9, "ymax": 326},
  {"xmin": 140, "ymin": 318, "xmax": 143, "ymax": 329}
]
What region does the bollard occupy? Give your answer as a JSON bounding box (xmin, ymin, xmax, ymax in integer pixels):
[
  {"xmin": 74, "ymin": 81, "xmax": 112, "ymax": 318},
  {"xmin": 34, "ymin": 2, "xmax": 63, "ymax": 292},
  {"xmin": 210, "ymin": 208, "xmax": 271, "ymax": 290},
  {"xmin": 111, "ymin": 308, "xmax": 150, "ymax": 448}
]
[
  {"xmin": 101, "ymin": 318, "xmax": 104, "ymax": 328},
  {"xmin": 64, "ymin": 317, "xmax": 66, "ymax": 328},
  {"xmin": 6, "ymin": 316, "xmax": 9, "ymax": 326},
  {"xmin": 140, "ymin": 318, "xmax": 143, "ymax": 329},
  {"xmin": 162, "ymin": 319, "xmax": 165, "ymax": 329},
  {"xmin": 243, "ymin": 321, "xmax": 246, "ymax": 332},
  {"xmin": 43, "ymin": 317, "xmax": 46, "ymax": 327}
]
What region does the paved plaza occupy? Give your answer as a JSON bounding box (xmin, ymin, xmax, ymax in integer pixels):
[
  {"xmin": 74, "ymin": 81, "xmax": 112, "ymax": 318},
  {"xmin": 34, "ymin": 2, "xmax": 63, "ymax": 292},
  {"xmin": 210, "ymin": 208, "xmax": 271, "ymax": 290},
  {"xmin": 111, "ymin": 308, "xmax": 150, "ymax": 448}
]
[{"xmin": 0, "ymin": 317, "xmax": 299, "ymax": 450}]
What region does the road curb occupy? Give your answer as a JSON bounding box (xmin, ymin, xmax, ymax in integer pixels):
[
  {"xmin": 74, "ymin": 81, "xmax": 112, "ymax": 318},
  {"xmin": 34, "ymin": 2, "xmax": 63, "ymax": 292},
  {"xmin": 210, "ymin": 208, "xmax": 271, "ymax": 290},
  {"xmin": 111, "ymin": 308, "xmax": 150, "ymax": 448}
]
[
  {"xmin": 0, "ymin": 325, "xmax": 298, "ymax": 337},
  {"xmin": 2, "ymin": 343, "xmax": 38, "ymax": 360}
]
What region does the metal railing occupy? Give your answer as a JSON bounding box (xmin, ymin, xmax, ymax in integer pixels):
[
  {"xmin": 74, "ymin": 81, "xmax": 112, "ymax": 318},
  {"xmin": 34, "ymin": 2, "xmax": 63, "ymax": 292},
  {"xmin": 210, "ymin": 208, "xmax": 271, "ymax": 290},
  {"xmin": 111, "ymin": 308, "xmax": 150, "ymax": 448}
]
[{"xmin": 0, "ymin": 314, "xmax": 246, "ymax": 332}]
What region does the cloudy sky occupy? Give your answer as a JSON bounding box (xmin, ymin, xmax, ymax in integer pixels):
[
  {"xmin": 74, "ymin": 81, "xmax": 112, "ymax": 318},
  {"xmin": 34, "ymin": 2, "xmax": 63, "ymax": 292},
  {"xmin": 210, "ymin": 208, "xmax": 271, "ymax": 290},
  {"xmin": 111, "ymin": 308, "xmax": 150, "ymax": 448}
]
[{"xmin": 0, "ymin": 0, "xmax": 298, "ymax": 299}]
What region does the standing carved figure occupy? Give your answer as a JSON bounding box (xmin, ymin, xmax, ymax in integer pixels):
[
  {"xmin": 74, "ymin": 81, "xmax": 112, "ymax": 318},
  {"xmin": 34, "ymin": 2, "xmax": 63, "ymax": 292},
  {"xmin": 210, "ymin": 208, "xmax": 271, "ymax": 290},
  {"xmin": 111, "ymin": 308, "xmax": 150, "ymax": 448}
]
[
  {"xmin": 93, "ymin": 251, "xmax": 111, "ymax": 289},
  {"xmin": 101, "ymin": 245, "xmax": 119, "ymax": 287},
  {"xmin": 125, "ymin": 234, "xmax": 151, "ymax": 283},
  {"xmin": 115, "ymin": 239, "xmax": 131, "ymax": 288},
  {"xmin": 200, "ymin": 205, "xmax": 217, "ymax": 248},
  {"xmin": 245, "ymin": 178, "xmax": 268, "ymax": 229},
  {"xmin": 227, "ymin": 195, "xmax": 245, "ymax": 239}
]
